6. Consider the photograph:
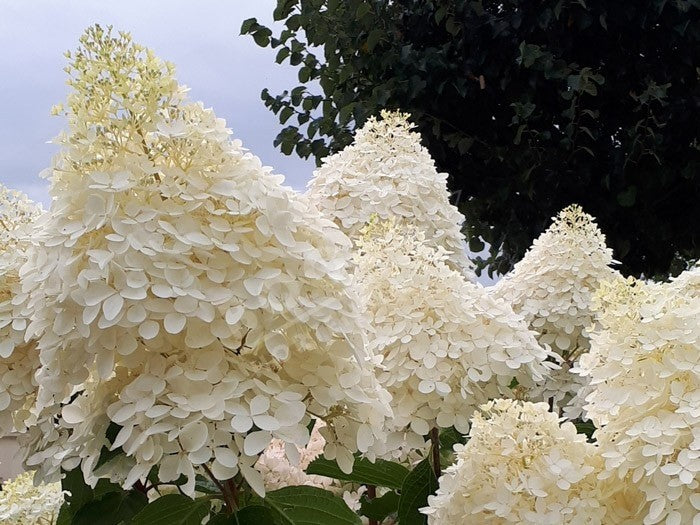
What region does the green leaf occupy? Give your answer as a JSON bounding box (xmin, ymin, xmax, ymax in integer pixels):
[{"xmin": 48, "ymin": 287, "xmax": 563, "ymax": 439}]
[
  {"xmin": 397, "ymin": 459, "xmax": 437, "ymax": 525},
  {"xmin": 62, "ymin": 468, "xmax": 95, "ymax": 510},
  {"xmin": 356, "ymin": 3, "xmax": 371, "ymax": 18},
  {"xmin": 574, "ymin": 420, "xmax": 597, "ymax": 441},
  {"xmin": 240, "ymin": 18, "xmax": 257, "ymax": 35},
  {"xmin": 280, "ymin": 107, "xmax": 295, "ymax": 124},
  {"xmin": 306, "ymin": 456, "xmax": 409, "ymax": 490},
  {"xmin": 359, "ymin": 491, "xmax": 399, "ymax": 521},
  {"xmin": 264, "ymin": 486, "xmax": 361, "ymax": 525},
  {"xmin": 253, "ymin": 28, "xmax": 272, "ymax": 47},
  {"xmin": 366, "ymin": 29, "xmax": 383, "ymax": 51},
  {"xmin": 617, "ymin": 185, "xmax": 637, "ymax": 207},
  {"xmin": 131, "ymin": 494, "xmax": 210, "ymax": 525},
  {"xmin": 237, "ymin": 505, "xmax": 276, "ymax": 524},
  {"xmin": 73, "ymin": 490, "xmax": 148, "ymax": 525}
]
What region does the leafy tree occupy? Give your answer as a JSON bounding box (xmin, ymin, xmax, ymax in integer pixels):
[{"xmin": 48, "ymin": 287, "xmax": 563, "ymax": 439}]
[{"xmin": 242, "ymin": 0, "xmax": 700, "ymax": 278}]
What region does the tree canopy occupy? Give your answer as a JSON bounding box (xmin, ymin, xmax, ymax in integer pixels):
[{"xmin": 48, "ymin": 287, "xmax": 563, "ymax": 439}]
[{"xmin": 242, "ymin": 0, "xmax": 700, "ymax": 278}]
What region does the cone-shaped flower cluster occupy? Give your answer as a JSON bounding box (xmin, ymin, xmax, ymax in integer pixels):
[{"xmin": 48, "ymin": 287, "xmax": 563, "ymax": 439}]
[
  {"xmin": 354, "ymin": 218, "xmax": 551, "ymax": 454},
  {"xmin": 15, "ymin": 26, "xmax": 391, "ymax": 495},
  {"xmin": 0, "ymin": 471, "xmax": 64, "ymax": 525},
  {"xmin": 491, "ymin": 205, "xmax": 620, "ymax": 419},
  {"xmin": 579, "ymin": 266, "xmax": 700, "ymax": 524},
  {"xmin": 306, "ymin": 110, "xmax": 476, "ymax": 280},
  {"xmin": 0, "ymin": 185, "xmax": 42, "ymax": 435},
  {"xmin": 422, "ymin": 400, "xmax": 644, "ymax": 524}
]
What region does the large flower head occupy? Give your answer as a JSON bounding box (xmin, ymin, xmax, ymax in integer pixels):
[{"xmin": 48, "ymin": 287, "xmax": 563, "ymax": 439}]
[
  {"xmin": 423, "ymin": 400, "xmax": 610, "ymax": 524},
  {"xmin": 16, "ymin": 26, "xmax": 391, "ymax": 495},
  {"xmin": 355, "ymin": 218, "xmax": 551, "ymax": 455},
  {"xmin": 491, "ymin": 204, "xmax": 619, "ymax": 418},
  {"xmin": 0, "ymin": 185, "xmax": 42, "ymax": 435},
  {"xmin": 579, "ymin": 269, "xmax": 700, "ymax": 524},
  {"xmin": 306, "ymin": 110, "xmax": 476, "ymax": 280}
]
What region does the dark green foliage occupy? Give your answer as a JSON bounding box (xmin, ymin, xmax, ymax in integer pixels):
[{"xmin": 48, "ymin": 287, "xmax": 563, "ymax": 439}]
[
  {"xmin": 305, "ymin": 455, "xmax": 410, "ymax": 489},
  {"xmin": 243, "ymin": 0, "xmax": 700, "ymax": 278}
]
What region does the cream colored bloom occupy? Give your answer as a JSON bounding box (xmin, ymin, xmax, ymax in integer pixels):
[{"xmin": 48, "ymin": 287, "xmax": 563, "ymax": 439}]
[
  {"xmin": 306, "ymin": 110, "xmax": 476, "ymax": 280},
  {"xmin": 0, "ymin": 471, "xmax": 64, "ymax": 525},
  {"xmin": 15, "ymin": 26, "xmax": 391, "ymax": 496},
  {"xmin": 0, "ymin": 185, "xmax": 42, "ymax": 436},
  {"xmin": 579, "ymin": 269, "xmax": 700, "ymax": 524},
  {"xmin": 491, "ymin": 205, "xmax": 620, "ymax": 419},
  {"xmin": 423, "ymin": 400, "xmax": 608, "ymax": 524},
  {"xmin": 355, "ymin": 219, "xmax": 551, "ymax": 454}
]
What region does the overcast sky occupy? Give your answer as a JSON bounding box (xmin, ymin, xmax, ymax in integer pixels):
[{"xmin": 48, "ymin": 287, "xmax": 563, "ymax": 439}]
[{"xmin": 0, "ymin": 0, "xmax": 315, "ymax": 206}]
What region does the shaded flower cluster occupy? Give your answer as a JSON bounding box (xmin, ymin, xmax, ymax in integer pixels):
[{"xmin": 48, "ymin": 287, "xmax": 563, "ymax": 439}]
[
  {"xmin": 306, "ymin": 110, "xmax": 476, "ymax": 280},
  {"xmin": 580, "ymin": 267, "xmax": 700, "ymax": 524},
  {"xmin": 355, "ymin": 218, "xmax": 551, "ymax": 455},
  {"xmin": 14, "ymin": 26, "xmax": 391, "ymax": 496},
  {"xmin": 0, "ymin": 186, "xmax": 42, "ymax": 435},
  {"xmin": 422, "ymin": 400, "xmax": 642, "ymax": 524},
  {"xmin": 0, "ymin": 471, "xmax": 64, "ymax": 525},
  {"xmin": 491, "ymin": 205, "xmax": 619, "ymax": 419}
]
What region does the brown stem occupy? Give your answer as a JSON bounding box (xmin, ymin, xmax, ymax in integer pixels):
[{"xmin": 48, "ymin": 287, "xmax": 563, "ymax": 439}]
[
  {"xmin": 202, "ymin": 464, "xmax": 235, "ymax": 515},
  {"xmin": 366, "ymin": 484, "xmax": 379, "ymax": 525},
  {"xmin": 133, "ymin": 480, "xmax": 149, "ymax": 496},
  {"xmin": 429, "ymin": 427, "xmax": 441, "ymax": 480},
  {"xmin": 225, "ymin": 478, "xmax": 239, "ymax": 508}
]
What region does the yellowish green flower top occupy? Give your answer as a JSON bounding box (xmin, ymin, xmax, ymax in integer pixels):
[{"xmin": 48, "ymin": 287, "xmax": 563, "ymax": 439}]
[{"xmin": 0, "ymin": 472, "xmax": 64, "ymax": 525}]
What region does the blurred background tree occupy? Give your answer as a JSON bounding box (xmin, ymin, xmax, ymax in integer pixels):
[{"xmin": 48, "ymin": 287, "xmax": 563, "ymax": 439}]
[{"xmin": 242, "ymin": 0, "xmax": 700, "ymax": 278}]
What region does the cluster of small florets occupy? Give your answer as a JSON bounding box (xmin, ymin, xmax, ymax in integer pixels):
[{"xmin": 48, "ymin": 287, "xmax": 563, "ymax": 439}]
[
  {"xmin": 306, "ymin": 110, "xmax": 476, "ymax": 280},
  {"xmin": 0, "ymin": 471, "xmax": 64, "ymax": 525},
  {"xmin": 354, "ymin": 218, "xmax": 551, "ymax": 454},
  {"xmin": 14, "ymin": 26, "xmax": 391, "ymax": 496},
  {"xmin": 491, "ymin": 205, "xmax": 619, "ymax": 419},
  {"xmin": 579, "ymin": 267, "xmax": 700, "ymax": 524},
  {"xmin": 422, "ymin": 400, "xmax": 616, "ymax": 524},
  {"xmin": 0, "ymin": 186, "xmax": 42, "ymax": 435}
]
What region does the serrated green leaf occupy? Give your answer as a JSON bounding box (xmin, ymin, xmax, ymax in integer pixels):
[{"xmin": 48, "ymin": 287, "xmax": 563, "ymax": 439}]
[
  {"xmin": 73, "ymin": 490, "xmax": 148, "ymax": 525},
  {"xmin": 306, "ymin": 456, "xmax": 409, "ymax": 489},
  {"xmin": 264, "ymin": 486, "xmax": 361, "ymax": 525},
  {"xmin": 131, "ymin": 494, "xmax": 210, "ymax": 525},
  {"xmin": 397, "ymin": 459, "xmax": 437, "ymax": 525},
  {"xmin": 240, "ymin": 18, "xmax": 257, "ymax": 35}
]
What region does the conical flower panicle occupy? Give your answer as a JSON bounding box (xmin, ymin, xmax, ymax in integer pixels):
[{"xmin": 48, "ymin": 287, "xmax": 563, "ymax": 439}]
[
  {"xmin": 307, "ymin": 110, "xmax": 477, "ymax": 281},
  {"xmin": 355, "ymin": 218, "xmax": 551, "ymax": 457},
  {"xmin": 580, "ymin": 270, "xmax": 700, "ymax": 524},
  {"xmin": 0, "ymin": 185, "xmax": 42, "ymax": 435},
  {"xmin": 16, "ymin": 26, "xmax": 391, "ymax": 495},
  {"xmin": 422, "ymin": 400, "xmax": 644, "ymax": 525},
  {"xmin": 491, "ymin": 204, "xmax": 620, "ymax": 418}
]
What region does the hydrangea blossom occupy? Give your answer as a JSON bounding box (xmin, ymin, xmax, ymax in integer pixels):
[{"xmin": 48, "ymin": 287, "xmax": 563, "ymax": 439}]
[
  {"xmin": 0, "ymin": 471, "xmax": 64, "ymax": 525},
  {"xmin": 306, "ymin": 110, "xmax": 476, "ymax": 280},
  {"xmin": 14, "ymin": 26, "xmax": 391, "ymax": 496},
  {"xmin": 0, "ymin": 186, "xmax": 42, "ymax": 435},
  {"xmin": 355, "ymin": 218, "xmax": 551, "ymax": 454},
  {"xmin": 422, "ymin": 400, "xmax": 617, "ymax": 524},
  {"xmin": 491, "ymin": 205, "xmax": 620, "ymax": 419},
  {"xmin": 579, "ymin": 268, "xmax": 700, "ymax": 524}
]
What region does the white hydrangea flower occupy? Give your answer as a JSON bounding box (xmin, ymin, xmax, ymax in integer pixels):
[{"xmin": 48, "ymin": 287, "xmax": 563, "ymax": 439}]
[
  {"xmin": 422, "ymin": 400, "xmax": 609, "ymax": 524},
  {"xmin": 355, "ymin": 219, "xmax": 552, "ymax": 454},
  {"xmin": 306, "ymin": 110, "xmax": 477, "ymax": 280},
  {"xmin": 491, "ymin": 205, "xmax": 620, "ymax": 419},
  {"xmin": 579, "ymin": 269, "xmax": 700, "ymax": 525},
  {"xmin": 14, "ymin": 26, "xmax": 391, "ymax": 496},
  {"xmin": 0, "ymin": 185, "xmax": 42, "ymax": 436},
  {"xmin": 0, "ymin": 471, "xmax": 64, "ymax": 525}
]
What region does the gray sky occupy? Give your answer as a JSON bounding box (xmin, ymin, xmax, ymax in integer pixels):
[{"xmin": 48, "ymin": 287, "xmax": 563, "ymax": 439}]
[{"xmin": 0, "ymin": 0, "xmax": 314, "ymax": 206}]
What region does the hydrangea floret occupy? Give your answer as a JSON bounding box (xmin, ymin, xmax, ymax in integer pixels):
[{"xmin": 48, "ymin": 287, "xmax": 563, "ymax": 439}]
[
  {"xmin": 14, "ymin": 26, "xmax": 391, "ymax": 496},
  {"xmin": 491, "ymin": 204, "xmax": 620, "ymax": 419},
  {"xmin": 0, "ymin": 471, "xmax": 64, "ymax": 525},
  {"xmin": 421, "ymin": 399, "xmax": 629, "ymax": 525},
  {"xmin": 306, "ymin": 110, "xmax": 477, "ymax": 280},
  {"xmin": 355, "ymin": 218, "xmax": 552, "ymax": 456},
  {"xmin": 0, "ymin": 185, "xmax": 42, "ymax": 435},
  {"xmin": 579, "ymin": 267, "xmax": 700, "ymax": 525}
]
